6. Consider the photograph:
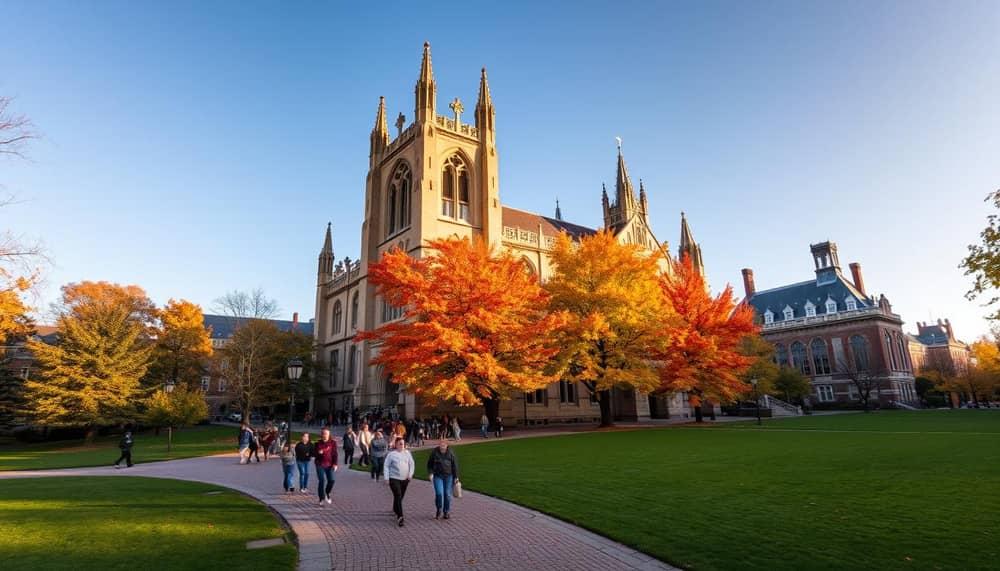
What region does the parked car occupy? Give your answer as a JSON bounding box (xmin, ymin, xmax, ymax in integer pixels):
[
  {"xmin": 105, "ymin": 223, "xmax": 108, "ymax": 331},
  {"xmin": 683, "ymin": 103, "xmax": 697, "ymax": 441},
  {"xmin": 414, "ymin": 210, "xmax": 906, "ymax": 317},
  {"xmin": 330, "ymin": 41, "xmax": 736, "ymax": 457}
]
[{"xmin": 226, "ymin": 412, "xmax": 243, "ymax": 423}]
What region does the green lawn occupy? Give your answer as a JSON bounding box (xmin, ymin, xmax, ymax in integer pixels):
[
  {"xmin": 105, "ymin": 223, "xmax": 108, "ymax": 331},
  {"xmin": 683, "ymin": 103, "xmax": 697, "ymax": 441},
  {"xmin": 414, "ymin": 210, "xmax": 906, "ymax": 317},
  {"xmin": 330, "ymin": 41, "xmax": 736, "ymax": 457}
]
[
  {"xmin": 0, "ymin": 425, "xmax": 241, "ymax": 471},
  {"xmin": 0, "ymin": 476, "xmax": 295, "ymax": 570},
  {"xmin": 415, "ymin": 410, "xmax": 999, "ymax": 571}
]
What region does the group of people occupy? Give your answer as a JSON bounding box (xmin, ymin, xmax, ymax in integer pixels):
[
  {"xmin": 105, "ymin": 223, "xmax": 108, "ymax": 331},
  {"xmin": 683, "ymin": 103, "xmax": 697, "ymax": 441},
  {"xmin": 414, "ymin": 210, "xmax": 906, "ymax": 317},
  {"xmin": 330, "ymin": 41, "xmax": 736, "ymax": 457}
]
[
  {"xmin": 237, "ymin": 421, "xmax": 287, "ymax": 464},
  {"xmin": 266, "ymin": 425, "xmax": 460, "ymax": 527}
]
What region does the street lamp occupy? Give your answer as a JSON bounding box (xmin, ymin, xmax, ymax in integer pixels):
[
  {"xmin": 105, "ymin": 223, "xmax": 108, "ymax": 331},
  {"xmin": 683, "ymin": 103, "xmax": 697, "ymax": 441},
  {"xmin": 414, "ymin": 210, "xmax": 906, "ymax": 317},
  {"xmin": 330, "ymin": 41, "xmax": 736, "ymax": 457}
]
[
  {"xmin": 750, "ymin": 378, "xmax": 761, "ymax": 426},
  {"xmin": 286, "ymin": 358, "xmax": 304, "ymax": 444},
  {"xmin": 164, "ymin": 380, "xmax": 176, "ymax": 453}
]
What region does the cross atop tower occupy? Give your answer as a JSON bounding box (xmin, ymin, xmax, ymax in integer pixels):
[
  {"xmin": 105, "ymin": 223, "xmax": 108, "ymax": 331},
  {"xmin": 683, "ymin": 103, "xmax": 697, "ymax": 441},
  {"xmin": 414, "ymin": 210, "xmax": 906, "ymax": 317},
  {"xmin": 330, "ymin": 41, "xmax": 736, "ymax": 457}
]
[
  {"xmin": 395, "ymin": 112, "xmax": 406, "ymax": 137},
  {"xmin": 450, "ymin": 97, "xmax": 464, "ymax": 126}
]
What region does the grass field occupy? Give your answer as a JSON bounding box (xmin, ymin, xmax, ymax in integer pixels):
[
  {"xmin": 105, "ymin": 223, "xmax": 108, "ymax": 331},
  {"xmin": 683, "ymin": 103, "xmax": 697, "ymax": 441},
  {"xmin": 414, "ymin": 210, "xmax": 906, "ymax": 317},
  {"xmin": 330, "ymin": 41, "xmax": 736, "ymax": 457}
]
[
  {"xmin": 0, "ymin": 425, "xmax": 241, "ymax": 471},
  {"xmin": 413, "ymin": 410, "xmax": 999, "ymax": 571},
  {"xmin": 0, "ymin": 476, "xmax": 295, "ymax": 570}
]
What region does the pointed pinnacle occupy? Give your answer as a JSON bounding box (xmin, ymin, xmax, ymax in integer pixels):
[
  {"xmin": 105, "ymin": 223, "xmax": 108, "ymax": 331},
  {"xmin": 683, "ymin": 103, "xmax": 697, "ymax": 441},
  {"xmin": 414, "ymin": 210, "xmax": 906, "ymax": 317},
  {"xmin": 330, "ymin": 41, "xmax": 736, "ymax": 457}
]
[{"xmin": 419, "ymin": 41, "xmax": 434, "ymax": 84}]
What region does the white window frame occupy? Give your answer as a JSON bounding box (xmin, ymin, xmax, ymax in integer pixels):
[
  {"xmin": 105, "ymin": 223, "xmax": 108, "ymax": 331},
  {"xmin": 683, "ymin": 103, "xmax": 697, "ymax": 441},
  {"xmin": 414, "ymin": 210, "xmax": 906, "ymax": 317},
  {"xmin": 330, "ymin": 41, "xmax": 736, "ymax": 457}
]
[
  {"xmin": 200, "ymin": 376, "xmax": 210, "ymax": 392},
  {"xmin": 764, "ymin": 310, "xmax": 774, "ymax": 325},
  {"xmin": 805, "ymin": 301, "xmax": 816, "ymax": 317},
  {"xmin": 817, "ymin": 385, "xmax": 835, "ymax": 402},
  {"xmin": 783, "ymin": 306, "xmax": 794, "ymax": 321},
  {"xmin": 825, "ymin": 299, "xmax": 837, "ymax": 314},
  {"xmin": 218, "ymin": 378, "xmax": 227, "ymax": 393},
  {"xmin": 20, "ymin": 367, "xmax": 30, "ymax": 380},
  {"xmin": 845, "ymin": 298, "xmax": 857, "ymax": 311}
]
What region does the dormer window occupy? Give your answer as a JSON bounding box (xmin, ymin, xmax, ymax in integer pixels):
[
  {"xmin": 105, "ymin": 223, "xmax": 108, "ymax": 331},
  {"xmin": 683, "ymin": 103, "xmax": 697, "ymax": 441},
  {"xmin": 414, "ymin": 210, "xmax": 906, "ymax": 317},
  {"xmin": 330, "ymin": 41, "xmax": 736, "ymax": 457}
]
[
  {"xmin": 825, "ymin": 298, "xmax": 837, "ymax": 314},
  {"xmin": 764, "ymin": 309, "xmax": 774, "ymax": 325},
  {"xmin": 845, "ymin": 298, "xmax": 857, "ymax": 311},
  {"xmin": 804, "ymin": 301, "xmax": 816, "ymax": 318},
  {"xmin": 783, "ymin": 305, "xmax": 794, "ymax": 321}
]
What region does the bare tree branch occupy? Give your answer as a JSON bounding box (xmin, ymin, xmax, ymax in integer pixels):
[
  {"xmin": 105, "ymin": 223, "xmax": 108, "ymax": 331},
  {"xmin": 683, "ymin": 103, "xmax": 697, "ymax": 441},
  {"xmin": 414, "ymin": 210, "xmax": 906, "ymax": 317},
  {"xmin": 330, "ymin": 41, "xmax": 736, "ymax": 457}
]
[{"xmin": 0, "ymin": 96, "xmax": 36, "ymax": 160}]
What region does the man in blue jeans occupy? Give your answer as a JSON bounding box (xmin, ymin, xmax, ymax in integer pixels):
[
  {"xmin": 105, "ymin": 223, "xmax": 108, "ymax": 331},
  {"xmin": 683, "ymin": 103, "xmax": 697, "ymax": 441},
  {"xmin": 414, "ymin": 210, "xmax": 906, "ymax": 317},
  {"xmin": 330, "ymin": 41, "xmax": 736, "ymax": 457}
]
[
  {"xmin": 426, "ymin": 438, "xmax": 459, "ymax": 519},
  {"xmin": 313, "ymin": 428, "xmax": 339, "ymax": 505},
  {"xmin": 293, "ymin": 432, "xmax": 314, "ymax": 494}
]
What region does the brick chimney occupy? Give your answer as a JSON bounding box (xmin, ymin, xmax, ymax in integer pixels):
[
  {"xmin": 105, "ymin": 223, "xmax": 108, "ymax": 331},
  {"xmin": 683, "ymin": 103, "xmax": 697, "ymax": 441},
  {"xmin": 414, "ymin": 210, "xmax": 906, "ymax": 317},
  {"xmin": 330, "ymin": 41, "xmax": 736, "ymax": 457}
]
[
  {"xmin": 944, "ymin": 318, "xmax": 954, "ymax": 341},
  {"xmin": 292, "ymin": 312, "xmax": 299, "ymax": 331},
  {"xmin": 849, "ymin": 262, "xmax": 866, "ymax": 296},
  {"xmin": 741, "ymin": 268, "xmax": 755, "ymax": 298}
]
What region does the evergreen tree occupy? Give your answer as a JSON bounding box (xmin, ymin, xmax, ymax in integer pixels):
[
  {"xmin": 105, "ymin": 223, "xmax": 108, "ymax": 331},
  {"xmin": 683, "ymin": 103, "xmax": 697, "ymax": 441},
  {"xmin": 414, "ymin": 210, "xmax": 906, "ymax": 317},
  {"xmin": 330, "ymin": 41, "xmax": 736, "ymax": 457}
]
[
  {"xmin": 0, "ymin": 355, "xmax": 25, "ymax": 429},
  {"xmin": 25, "ymin": 302, "xmax": 152, "ymax": 440}
]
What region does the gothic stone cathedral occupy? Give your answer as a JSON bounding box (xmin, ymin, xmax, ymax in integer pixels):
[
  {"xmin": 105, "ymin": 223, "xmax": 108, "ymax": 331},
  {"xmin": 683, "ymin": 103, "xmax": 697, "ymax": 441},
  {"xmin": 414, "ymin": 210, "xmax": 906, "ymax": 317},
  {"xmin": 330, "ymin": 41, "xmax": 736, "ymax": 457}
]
[{"xmin": 313, "ymin": 44, "xmax": 705, "ymax": 425}]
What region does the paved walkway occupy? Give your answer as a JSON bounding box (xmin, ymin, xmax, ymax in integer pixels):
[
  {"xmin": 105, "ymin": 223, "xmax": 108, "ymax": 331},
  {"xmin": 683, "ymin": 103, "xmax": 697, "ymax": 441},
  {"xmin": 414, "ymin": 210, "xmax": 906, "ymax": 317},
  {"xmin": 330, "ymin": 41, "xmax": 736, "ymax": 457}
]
[{"xmin": 1, "ymin": 451, "xmax": 675, "ymax": 571}]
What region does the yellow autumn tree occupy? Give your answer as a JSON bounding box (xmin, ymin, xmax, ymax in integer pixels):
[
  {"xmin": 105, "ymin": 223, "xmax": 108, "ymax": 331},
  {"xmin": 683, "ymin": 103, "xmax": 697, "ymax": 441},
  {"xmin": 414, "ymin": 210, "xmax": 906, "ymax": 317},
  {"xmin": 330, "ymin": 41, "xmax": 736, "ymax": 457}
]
[
  {"xmin": 149, "ymin": 299, "xmax": 213, "ymax": 388},
  {"xmin": 546, "ymin": 231, "xmax": 667, "ymax": 426}
]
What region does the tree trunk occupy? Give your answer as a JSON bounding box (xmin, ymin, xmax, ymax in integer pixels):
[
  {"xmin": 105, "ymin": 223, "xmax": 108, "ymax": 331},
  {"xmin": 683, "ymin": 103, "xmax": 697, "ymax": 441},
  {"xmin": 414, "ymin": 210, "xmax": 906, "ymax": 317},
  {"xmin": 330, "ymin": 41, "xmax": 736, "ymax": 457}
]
[
  {"xmin": 598, "ymin": 390, "xmax": 613, "ymax": 427},
  {"xmin": 694, "ymin": 406, "xmax": 704, "ymax": 423},
  {"xmin": 84, "ymin": 426, "xmax": 97, "ymax": 444}
]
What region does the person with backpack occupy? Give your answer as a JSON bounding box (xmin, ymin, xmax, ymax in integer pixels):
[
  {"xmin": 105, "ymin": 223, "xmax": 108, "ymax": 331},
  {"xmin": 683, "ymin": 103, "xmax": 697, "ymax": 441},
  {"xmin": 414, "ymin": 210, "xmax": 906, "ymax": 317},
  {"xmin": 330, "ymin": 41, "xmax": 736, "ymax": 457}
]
[
  {"xmin": 343, "ymin": 428, "xmax": 358, "ymax": 467},
  {"xmin": 280, "ymin": 442, "xmax": 296, "ymax": 492},
  {"xmin": 113, "ymin": 430, "xmax": 134, "ymax": 468},
  {"xmin": 427, "ymin": 438, "xmax": 460, "ymax": 519}
]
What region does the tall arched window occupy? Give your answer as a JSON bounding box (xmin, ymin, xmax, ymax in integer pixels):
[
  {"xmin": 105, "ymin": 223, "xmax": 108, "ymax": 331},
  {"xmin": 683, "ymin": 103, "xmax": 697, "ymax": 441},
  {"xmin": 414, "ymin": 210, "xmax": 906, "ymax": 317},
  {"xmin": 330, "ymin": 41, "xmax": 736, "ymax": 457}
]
[
  {"xmin": 896, "ymin": 333, "xmax": 909, "ymax": 371},
  {"xmin": 774, "ymin": 343, "xmax": 788, "ymax": 366},
  {"xmin": 442, "ymin": 155, "xmax": 470, "ymax": 222},
  {"xmin": 885, "ymin": 331, "xmax": 898, "ymax": 370},
  {"xmin": 386, "ymin": 162, "xmax": 411, "ymax": 237},
  {"xmin": 332, "ymin": 301, "xmax": 343, "ymax": 335},
  {"xmin": 351, "ymin": 292, "xmax": 359, "ymax": 330},
  {"xmin": 850, "ymin": 335, "xmax": 870, "ymax": 371},
  {"xmin": 348, "ymin": 345, "xmax": 357, "ymax": 385},
  {"xmin": 791, "ymin": 341, "xmax": 811, "ymax": 375},
  {"xmin": 811, "ymin": 338, "xmax": 831, "ymax": 375}
]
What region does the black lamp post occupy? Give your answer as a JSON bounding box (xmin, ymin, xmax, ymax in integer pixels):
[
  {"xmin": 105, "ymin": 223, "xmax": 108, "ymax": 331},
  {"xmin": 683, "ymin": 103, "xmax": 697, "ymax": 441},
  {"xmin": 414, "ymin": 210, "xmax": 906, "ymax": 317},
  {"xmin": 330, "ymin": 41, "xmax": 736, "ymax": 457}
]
[
  {"xmin": 750, "ymin": 377, "xmax": 761, "ymax": 426},
  {"xmin": 164, "ymin": 380, "xmax": 176, "ymax": 453},
  {"xmin": 286, "ymin": 358, "xmax": 304, "ymax": 444}
]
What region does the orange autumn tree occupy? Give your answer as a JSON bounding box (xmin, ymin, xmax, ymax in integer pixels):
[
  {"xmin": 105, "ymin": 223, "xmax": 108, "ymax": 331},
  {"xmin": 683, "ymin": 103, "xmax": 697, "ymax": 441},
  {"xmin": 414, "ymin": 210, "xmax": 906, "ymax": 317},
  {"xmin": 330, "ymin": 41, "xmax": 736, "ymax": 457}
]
[
  {"xmin": 654, "ymin": 255, "xmax": 758, "ymax": 422},
  {"xmin": 546, "ymin": 231, "xmax": 667, "ymax": 427},
  {"xmin": 356, "ymin": 237, "xmax": 567, "ymax": 422}
]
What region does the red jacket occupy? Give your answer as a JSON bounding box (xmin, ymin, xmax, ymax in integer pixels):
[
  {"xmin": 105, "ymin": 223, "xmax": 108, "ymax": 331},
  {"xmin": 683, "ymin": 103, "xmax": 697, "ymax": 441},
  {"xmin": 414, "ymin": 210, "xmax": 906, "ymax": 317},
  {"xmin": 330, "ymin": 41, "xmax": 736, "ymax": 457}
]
[{"xmin": 314, "ymin": 439, "xmax": 338, "ymax": 468}]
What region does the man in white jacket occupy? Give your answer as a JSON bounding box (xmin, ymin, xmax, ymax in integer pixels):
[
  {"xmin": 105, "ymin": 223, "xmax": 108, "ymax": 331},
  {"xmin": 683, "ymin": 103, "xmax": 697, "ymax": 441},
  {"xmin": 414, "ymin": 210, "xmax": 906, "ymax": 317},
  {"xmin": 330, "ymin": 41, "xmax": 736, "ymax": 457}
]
[{"xmin": 383, "ymin": 438, "xmax": 415, "ymax": 527}]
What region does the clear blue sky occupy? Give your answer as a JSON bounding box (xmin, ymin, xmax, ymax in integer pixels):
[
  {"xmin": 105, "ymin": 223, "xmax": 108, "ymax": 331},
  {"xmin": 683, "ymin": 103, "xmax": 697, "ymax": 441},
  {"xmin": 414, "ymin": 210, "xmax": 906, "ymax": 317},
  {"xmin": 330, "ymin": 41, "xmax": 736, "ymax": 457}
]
[{"xmin": 2, "ymin": 1, "xmax": 998, "ymax": 340}]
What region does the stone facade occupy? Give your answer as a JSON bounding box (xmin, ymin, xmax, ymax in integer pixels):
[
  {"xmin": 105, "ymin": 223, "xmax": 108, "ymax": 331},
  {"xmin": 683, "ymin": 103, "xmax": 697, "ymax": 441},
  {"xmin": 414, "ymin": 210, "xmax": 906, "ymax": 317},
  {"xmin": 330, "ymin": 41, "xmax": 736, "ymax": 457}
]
[
  {"xmin": 742, "ymin": 242, "xmax": 918, "ymax": 406},
  {"xmin": 312, "ymin": 43, "xmax": 704, "ymax": 426}
]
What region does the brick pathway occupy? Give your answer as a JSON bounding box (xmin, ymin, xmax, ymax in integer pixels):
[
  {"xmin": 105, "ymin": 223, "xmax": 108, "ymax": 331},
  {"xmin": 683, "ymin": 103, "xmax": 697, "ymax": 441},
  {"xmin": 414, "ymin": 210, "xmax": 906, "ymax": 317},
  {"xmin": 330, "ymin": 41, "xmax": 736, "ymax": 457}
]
[{"xmin": 1, "ymin": 451, "xmax": 675, "ymax": 571}]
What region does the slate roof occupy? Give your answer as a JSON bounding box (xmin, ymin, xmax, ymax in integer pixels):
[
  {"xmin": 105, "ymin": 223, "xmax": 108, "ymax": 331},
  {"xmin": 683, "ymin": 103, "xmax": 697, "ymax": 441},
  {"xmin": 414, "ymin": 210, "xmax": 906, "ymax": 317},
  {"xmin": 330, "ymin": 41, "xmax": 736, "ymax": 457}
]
[
  {"xmin": 913, "ymin": 325, "xmax": 950, "ymax": 346},
  {"xmin": 746, "ymin": 273, "xmax": 872, "ymax": 320},
  {"xmin": 203, "ymin": 314, "xmax": 314, "ymax": 339},
  {"xmin": 502, "ymin": 206, "xmax": 597, "ymax": 241}
]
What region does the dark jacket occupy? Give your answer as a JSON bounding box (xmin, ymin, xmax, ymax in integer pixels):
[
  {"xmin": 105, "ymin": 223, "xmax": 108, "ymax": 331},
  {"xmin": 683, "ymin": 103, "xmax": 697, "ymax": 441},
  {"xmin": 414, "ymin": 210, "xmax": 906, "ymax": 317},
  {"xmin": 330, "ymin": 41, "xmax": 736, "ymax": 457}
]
[
  {"xmin": 314, "ymin": 439, "xmax": 338, "ymax": 468},
  {"xmin": 294, "ymin": 441, "xmax": 314, "ymax": 462},
  {"xmin": 427, "ymin": 447, "xmax": 459, "ymax": 479},
  {"xmin": 119, "ymin": 433, "xmax": 133, "ymax": 451}
]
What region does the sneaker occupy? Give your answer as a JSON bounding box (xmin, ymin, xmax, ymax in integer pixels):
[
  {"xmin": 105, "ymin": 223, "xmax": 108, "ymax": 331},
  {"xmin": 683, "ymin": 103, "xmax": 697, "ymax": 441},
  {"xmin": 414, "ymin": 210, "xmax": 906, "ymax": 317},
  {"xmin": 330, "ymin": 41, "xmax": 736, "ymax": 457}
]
[
  {"xmin": 398, "ymin": 516, "xmax": 404, "ymax": 527},
  {"xmin": 435, "ymin": 510, "xmax": 441, "ymax": 519},
  {"xmin": 113, "ymin": 464, "xmax": 120, "ymax": 469},
  {"xmin": 319, "ymin": 499, "xmax": 325, "ymax": 506},
  {"xmin": 326, "ymin": 497, "xmax": 332, "ymax": 505},
  {"xmin": 301, "ymin": 489, "xmax": 308, "ymax": 494},
  {"xmin": 443, "ymin": 512, "xmax": 450, "ymax": 520}
]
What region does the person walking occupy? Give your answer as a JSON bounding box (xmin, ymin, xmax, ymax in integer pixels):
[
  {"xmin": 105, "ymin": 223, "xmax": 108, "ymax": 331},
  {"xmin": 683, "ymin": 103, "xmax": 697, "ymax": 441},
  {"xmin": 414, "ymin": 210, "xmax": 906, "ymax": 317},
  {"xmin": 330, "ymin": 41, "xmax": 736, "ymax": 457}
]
[
  {"xmin": 369, "ymin": 429, "xmax": 388, "ymax": 481},
  {"xmin": 314, "ymin": 428, "xmax": 339, "ymax": 505},
  {"xmin": 113, "ymin": 430, "xmax": 134, "ymax": 468},
  {"xmin": 383, "ymin": 437, "xmax": 415, "ymax": 527},
  {"xmin": 238, "ymin": 423, "xmax": 253, "ymax": 464},
  {"xmin": 358, "ymin": 423, "xmax": 373, "ymax": 467},
  {"xmin": 280, "ymin": 443, "xmax": 296, "ymax": 492},
  {"xmin": 494, "ymin": 416, "xmax": 504, "ymax": 438},
  {"xmin": 249, "ymin": 429, "xmax": 262, "ymax": 463},
  {"xmin": 480, "ymin": 414, "xmax": 489, "ymax": 439},
  {"xmin": 427, "ymin": 438, "xmax": 460, "ymax": 519},
  {"xmin": 451, "ymin": 417, "xmax": 461, "ymax": 441},
  {"xmin": 294, "ymin": 432, "xmax": 314, "ymax": 494},
  {"xmin": 343, "ymin": 428, "xmax": 357, "ymax": 467}
]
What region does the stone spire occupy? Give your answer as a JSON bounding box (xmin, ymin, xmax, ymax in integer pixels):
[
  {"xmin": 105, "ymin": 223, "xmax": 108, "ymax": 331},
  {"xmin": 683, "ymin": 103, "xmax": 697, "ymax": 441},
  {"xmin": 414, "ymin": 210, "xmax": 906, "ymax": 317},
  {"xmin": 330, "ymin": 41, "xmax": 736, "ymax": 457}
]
[
  {"xmin": 614, "ymin": 140, "xmax": 638, "ymax": 212},
  {"xmin": 555, "ymin": 198, "xmax": 563, "ymax": 221},
  {"xmin": 639, "ymin": 179, "xmax": 649, "ymax": 219},
  {"xmin": 601, "ymin": 183, "xmax": 611, "ymax": 228},
  {"xmin": 475, "ymin": 67, "xmax": 495, "ymax": 138},
  {"xmin": 318, "ymin": 222, "xmax": 335, "ymax": 281},
  {"xmin": 415, "ymin": 42, "xmax": 436, "ymax": 123},
  {"xmin": 369, "ymin": 96, "xmax": 389, "ymax": 161},
  {"xmin": 678, "ymin": 212, "xmax": 704, "ymax": 276}
]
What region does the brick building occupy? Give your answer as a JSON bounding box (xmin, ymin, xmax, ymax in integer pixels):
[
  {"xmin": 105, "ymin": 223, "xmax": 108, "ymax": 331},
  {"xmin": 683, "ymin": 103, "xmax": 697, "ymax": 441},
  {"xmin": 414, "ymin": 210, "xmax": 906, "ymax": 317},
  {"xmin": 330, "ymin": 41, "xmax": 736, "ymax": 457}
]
[
  {"xmin": 1, "ymin": 325, "xmax": 58, "ymax": 384},
  {"xmin": 741, "ymin": 241, "xmax": 917, "ymax": 406}
]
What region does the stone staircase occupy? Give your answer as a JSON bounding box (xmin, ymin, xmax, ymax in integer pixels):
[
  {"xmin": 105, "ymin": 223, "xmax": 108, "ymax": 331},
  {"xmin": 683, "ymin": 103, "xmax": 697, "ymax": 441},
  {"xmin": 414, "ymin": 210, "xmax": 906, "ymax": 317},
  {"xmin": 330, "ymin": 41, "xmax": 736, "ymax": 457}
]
[{"xmin": 760, "ymin": 394, "xmax": 803, "ymax": 416}]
